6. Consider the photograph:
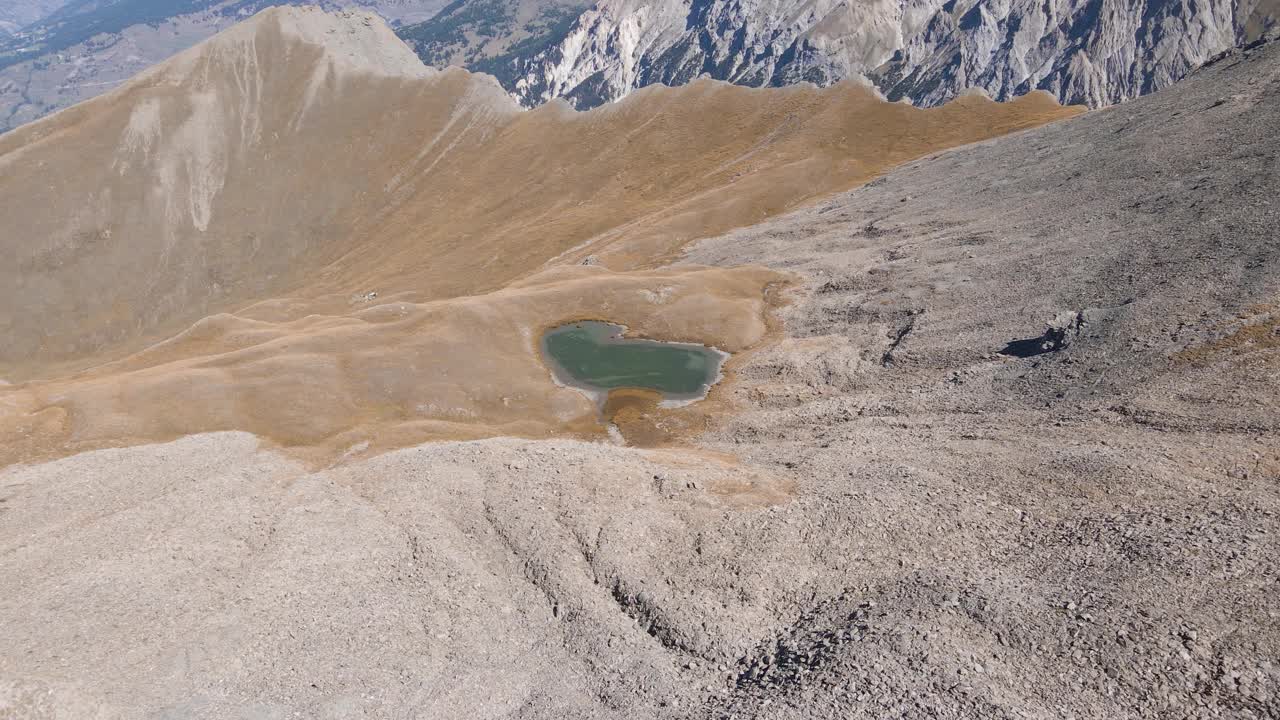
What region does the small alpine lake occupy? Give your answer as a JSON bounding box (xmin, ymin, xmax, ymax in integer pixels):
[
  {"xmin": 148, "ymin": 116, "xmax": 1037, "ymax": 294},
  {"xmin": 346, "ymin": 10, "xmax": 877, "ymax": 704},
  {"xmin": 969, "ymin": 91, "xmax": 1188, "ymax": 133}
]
[{"xmin": 541, "ymin": 321, "xmax": 727, "ymax": 406}]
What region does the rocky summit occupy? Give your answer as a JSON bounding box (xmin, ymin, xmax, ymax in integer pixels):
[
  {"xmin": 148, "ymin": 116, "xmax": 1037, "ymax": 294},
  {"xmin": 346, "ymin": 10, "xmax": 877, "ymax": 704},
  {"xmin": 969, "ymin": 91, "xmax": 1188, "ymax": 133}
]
[{"xmin": 1, "ymin": 5, "xmax": 1277, "ymax": 720}]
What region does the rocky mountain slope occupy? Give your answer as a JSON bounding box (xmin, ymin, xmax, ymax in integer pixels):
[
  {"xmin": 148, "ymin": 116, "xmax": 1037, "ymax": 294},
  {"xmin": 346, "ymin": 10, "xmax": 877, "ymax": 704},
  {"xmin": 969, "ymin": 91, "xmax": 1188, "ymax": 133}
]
[
  {"xmin": 1, "ymin": 7, "xmax": 1276, "ymax": 717},
  {"xmin": 456, "ymin": 0, "xmax": 1280, "ymax": 109}
]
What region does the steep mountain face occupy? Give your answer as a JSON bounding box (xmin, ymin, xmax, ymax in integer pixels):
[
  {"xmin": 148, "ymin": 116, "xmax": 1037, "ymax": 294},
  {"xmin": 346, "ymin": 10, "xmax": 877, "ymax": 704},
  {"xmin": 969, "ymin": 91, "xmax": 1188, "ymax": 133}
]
[
  {"xmin": 0, "ymin": 0, "xmax": 448, "ymax": 132},
  {"xmin": 490, "ymin": 0, "xmax": 1280, "ymax": 109},
  {"xmin": 873, "ymin": 0, "xmax": 1280, "ymax": 106}
]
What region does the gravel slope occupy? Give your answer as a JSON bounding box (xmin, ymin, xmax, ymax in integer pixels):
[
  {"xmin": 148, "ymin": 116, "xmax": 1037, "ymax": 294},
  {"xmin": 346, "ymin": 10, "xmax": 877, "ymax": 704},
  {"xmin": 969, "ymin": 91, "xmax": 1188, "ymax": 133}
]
[{"xmin": 681, "ymin": 36, "xmax": 1280, "ymax": 718}]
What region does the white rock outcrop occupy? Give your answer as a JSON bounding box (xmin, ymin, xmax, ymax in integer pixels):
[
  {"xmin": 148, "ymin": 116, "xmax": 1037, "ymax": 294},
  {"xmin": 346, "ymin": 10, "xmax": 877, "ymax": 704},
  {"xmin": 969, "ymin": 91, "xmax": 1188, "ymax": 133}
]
[{"xmin": 505, "ymin": 0, "xmax": 1278, "ymax": 108}]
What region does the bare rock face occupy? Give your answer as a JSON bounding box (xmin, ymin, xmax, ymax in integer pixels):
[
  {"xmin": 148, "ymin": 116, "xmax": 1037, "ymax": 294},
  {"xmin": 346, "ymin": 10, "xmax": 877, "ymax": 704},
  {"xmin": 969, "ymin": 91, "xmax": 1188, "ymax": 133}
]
[
  {"xmin": 873, "ymin": 0, "xmax": 1280, "ymax": 107},
  {"xmin": 505, "ymin": 0, "xmax": 914, "ymax": 107},
  {"xmin": 497, "ymin": 0, "xmax": 1279, "ymax": 108}
]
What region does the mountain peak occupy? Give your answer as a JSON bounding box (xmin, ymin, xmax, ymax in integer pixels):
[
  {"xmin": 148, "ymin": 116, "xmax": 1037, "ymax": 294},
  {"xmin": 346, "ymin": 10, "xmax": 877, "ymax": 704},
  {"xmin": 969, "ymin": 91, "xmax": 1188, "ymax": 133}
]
[
  {"xmin": 269, "ymin": 5, "xmax": 434, "ymax": 80},
  {"xmin": 144, "ymin": 5, "xmax": 435, "ymax": 87}
]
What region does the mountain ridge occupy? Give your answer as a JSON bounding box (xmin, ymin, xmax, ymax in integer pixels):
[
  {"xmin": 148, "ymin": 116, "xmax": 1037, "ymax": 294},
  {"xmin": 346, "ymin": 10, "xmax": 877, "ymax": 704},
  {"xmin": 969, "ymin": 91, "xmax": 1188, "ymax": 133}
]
[
  {"xmin": 1, "ymin": 0, "xmax": 1276, "ymax": 133},
  {"xmin": 461, "ymin": 0, "xmax": 1280, "ymax": 109}
]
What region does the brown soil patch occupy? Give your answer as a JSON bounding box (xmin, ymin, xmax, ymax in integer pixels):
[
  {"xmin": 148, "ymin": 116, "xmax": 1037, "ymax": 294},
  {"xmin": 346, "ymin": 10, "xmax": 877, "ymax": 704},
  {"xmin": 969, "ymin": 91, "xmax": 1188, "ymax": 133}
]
[{"xmin": 1174, "ymin": 303, "xmax": 1280, "ymax": 367}]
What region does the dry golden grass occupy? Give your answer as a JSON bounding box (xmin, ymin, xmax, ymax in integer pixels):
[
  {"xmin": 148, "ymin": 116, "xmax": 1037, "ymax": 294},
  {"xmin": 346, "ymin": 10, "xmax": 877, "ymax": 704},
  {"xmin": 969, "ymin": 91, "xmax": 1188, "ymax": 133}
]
[
  {"xmin": 0, "ymin": 8, "xmax": 1084, "ymax": 467},
  {"xmin": 1174, "ymin": 303, "xmax": 1280, "ymax": 367}
]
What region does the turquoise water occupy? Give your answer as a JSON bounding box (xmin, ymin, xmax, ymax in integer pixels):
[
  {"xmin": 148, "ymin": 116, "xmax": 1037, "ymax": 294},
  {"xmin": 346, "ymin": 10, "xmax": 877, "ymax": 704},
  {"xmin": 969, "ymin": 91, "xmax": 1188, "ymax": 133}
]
[{"xmin": 541, "ymin": 321, "xmax": 725, "ymax": 402}]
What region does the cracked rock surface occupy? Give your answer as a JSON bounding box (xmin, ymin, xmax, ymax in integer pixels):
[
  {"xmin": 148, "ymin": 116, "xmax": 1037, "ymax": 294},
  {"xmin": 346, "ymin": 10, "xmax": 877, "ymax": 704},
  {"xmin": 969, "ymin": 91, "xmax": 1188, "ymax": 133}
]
[{"xmin": 492, "ymin": 0, "xmax": 1279, "ymax": 110}]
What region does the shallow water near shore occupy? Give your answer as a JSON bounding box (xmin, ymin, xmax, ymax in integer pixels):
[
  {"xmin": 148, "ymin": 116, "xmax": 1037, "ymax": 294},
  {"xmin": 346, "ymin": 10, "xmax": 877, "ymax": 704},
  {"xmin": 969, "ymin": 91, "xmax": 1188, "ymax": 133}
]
[{"xmin": 541, "ymin": 321, "xmax": 727, "ymax": 406}]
